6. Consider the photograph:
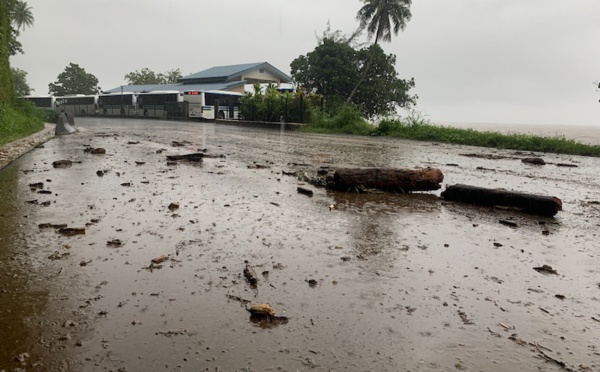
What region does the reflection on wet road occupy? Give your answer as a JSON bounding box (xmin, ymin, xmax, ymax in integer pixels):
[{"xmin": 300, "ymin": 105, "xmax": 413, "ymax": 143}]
[{"xmin": 1, "ymin": 117, "xmax": 599, "ymax": 371}]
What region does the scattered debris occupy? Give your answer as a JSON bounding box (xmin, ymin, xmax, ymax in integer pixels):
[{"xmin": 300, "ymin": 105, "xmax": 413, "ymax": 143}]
[
  {"xmin": 106, "ymin": 239, "xmax": 122, "ymax": 247},
  {"xmin": 499, "ymin": 219, "xmax": 518, "ymax": 227},
  {"xmin": 306, "ymin": 279, "xmax": 318, "ymax": 288},
  {"xmin": 89, "ymin": 148, "xmax": 106, "ymax": 154},
  {"xmin": 39, "ymin": 223, "xmax": 68, "ymax": 229},
  {"xmin": 243, "ymin": 262, "xmax": 258, "ymax": 286},
  {"xmin": 52, "ymin": 160, "xmax": 73, "ymax": 168},
  {"xmin": 58, "ymin": 227, "xmax": 86, "ymax": 236},
  {"xmin": 555, "ymin": 163, "xmax": 578, "ymax": 168},
  {"xmin": 297, "ymin": 187, "xmax": 314, "ymax": 196},
  {"xmin": 458, "ymin": 310, "xmax": 474, "ymax": 324},
  {"xmin": 166, "ymin": 153, "xmax": 203, "ymax": 162},
  {"xmin": 151, "ymin": 255, "xmax": 169, "ymax": 264},
  {"xmin": 168, "ymin": 202, "xmax": 180, "ymax": 211},
  {"xmin": 522, "ymin": 157, "xmax": 545, "ymax": 165},
  {"xmin": 156, "ymin": 329, "xmax": 188, "ymax": 337},
  {"xmin": 226, "ymin": 294, "xmax": 251, "ymax": 304},
  {"xmin": 247, "ymin": 303, "xmax": 275, "ymax": 317},
  {"xmin": 533, "ymin": 265, "xmax": 558, "ymax": 275}
]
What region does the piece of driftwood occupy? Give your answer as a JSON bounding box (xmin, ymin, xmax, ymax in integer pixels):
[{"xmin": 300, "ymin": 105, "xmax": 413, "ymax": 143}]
[
  {"xmin": 166, "ymin": 153, "xmax": 204, "ymax": 162},
  {"xmin": 330, "ymin": 167, "xmax": 444, "ymax": 192},
  {"xmin": 441, "ymin": 184, "xmax": 562, "ymax": 216}
]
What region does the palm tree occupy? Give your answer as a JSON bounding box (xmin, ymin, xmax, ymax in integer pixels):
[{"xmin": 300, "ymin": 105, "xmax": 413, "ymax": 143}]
[
  {"xmin": 347, "ymin": 0, "xmax": 412, "ymax": 102},
  {"xmin": 11, "ymin": 0, "xmax": 34, "ymax": 31}
]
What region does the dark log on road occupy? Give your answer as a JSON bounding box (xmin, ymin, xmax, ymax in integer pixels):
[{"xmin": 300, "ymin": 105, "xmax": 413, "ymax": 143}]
[
  {"xmin": 441, "ymin": 184, "xmax": 562, "ymax": 216},
  {"xmin": 330, "ymin": 167, "xmax": 444, "ymax": 193},
  {"xmin": 166, "ymin": 153, "xmax": 204, "ymax": 162}
]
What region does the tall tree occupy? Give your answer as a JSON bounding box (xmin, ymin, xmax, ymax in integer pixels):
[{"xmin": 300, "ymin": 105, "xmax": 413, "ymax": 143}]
[
  {"xmin": 11, "ymin": 1, "xmax": 34, "ymax": 31},
  {"xmin": 48, "ymin": 63, "xmax": 101, "ymax": 96},
  {"xmin": 0, "ymin": 0, "xmax": 15, "ymax": 103},
  {"xmin": 347, "ymin": 0, "xmax": 412, "ymax": 102},
  {"xmin": 124, "ymin": 68, "xmax": 182, "ymax": 85},
  {"xmin": 291, "ymin": 37, "xmax": 416, "ymax": 118},
  {"xmin": 11, "ymin": 67, "xmax": 32, "ymax": 96}
]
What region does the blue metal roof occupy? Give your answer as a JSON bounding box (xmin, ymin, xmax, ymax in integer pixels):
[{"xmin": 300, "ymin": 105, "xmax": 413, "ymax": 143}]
[
  {"xmin": 103, "ymin": 81, "xmax": 245, "ymax": 94},
  {"xmin": 179, "ymin": 62, "xmax": 292, "ymax": 83}
]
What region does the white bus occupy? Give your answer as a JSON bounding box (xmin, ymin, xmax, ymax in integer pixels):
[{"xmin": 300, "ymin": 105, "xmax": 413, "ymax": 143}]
[
  {"xmin": 56, "ymin": 95, "xmax": 98, "ymax": 116},
  {"xmin": 137, "ymin": 91, "xmax": 184, "ymax": 119},
  {"xmin": 184, "ymin": 90, "xmax": 241, "ymax": 120},
  {"xmin": 24, "ymin": 96, "xmax": 56, "ymax": 112},
  {"xmin": 98, "ymin": 92, "xmax": 138, "ymax": 116}
]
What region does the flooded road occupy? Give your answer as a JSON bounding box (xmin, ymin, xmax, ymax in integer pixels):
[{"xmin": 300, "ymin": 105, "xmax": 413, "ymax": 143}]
[{"xmin": 1, "ymin": 117, "xmax": 599, "ymax": 371}]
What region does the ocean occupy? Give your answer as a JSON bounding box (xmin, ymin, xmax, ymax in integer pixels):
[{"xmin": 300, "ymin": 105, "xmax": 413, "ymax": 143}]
[{"xmin": 435, "ymin": 122, "xmax": 600, "ymax": 146}]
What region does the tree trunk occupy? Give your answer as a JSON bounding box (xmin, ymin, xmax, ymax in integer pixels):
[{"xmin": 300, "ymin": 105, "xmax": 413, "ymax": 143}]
[
  {"xmin": 441, "ymin": 184, "xmax": 562, "ymax": 216},
  {"xmin": 346, "ymin": 37, "xmax": 380, "ymax": 104},
  {"xmin": 331, "ymin": 167, "xmax": 444, "ymax": 192}
]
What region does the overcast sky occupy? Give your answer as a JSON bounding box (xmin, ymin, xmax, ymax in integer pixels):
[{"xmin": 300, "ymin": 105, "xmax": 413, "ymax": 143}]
[{"xmin": 10, "ymin": 0, "xmax": 600, "ymax": 126}]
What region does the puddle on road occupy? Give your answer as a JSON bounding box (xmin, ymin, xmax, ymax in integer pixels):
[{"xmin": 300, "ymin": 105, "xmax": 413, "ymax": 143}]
[{"xmin": 1, "ymin": 118, "xmax": 599, "ymax": 371}]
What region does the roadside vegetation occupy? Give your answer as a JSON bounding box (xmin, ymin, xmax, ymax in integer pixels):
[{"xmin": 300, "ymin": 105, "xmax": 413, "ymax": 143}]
[
  {"xmin": 301, "ymin": 107, "xmax": 600, "ymax": 157},
  {"xmin": 0, "ymin": 99, "xmax": 46, "ymax": 145},
  {"xmin": 1, "ymin": 0, "xmax": 46, "ymax": 145}
]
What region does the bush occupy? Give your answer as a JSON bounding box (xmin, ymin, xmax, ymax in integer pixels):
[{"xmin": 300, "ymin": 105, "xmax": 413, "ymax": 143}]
[
  {"xmin": 0, "ymin": 99, "xmax": 46, "ymax": 145},
  {"xmin": 239, "ymin": 85, "xmax": 323, "ymax": 123},
  {"xmin": 303, "ymin": 102, "xmax": 372, "ymax": 135}
]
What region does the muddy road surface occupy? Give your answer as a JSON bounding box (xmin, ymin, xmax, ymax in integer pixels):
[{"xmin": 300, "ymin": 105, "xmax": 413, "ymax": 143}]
[{"xmin": 1, "ymin": 118, "xmax": 599, "ymax": 371}]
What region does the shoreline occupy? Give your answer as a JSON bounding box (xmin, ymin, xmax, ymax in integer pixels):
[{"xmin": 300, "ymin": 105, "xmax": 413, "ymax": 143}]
[{"xmin": 0, "ymin": 123, "xmax": 55, "ymax": 171}]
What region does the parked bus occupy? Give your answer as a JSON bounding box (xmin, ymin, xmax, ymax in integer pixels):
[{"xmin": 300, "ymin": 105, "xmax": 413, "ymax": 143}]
[
  {"xmin": 98, "ymin": 92, "xmax": 138, "ymax": 116},
  {"xmin": 137, "ymin": 91, "xmax": 184, "ymax": 119},
  {"xmin": 56, "ymin": 95, "xmax": 98, "ymax": 116},
  {"xmin": 184, "ymin": 90, "xmax": 241, "ymax": 120},
  {"xmin": 24, "ymin": 96, "xmax": 56, "ymax": 112}
]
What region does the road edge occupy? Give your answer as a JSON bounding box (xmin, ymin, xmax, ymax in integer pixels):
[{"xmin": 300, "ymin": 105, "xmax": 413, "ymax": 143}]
[{"xmin": 0, "ymin": 123, "xmax": 56, "ymax": 171}]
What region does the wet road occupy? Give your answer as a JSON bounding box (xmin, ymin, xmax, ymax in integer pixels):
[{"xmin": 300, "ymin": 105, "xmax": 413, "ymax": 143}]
[{"xmin": 1, "ymin": 117, "xmax": 599, "ymax": 371}]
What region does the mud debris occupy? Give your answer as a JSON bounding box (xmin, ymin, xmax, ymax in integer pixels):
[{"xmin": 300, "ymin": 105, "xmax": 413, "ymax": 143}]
[
  {"xmin": 58, "ymin": 227, "xmax": 86, "ymax": 236},
  {"xmin": 52, "ymin": 160, "xmax": 73, "ymax": 168},
  {"xmin": 533, "ymin": 265, "xmax": 559, "ymax": 275}
]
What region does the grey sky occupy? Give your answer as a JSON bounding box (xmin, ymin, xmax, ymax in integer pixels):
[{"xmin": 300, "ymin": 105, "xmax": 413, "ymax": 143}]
[{"xmin": 10, "ymin": 0, "xmax": 600, "ymax": 126}]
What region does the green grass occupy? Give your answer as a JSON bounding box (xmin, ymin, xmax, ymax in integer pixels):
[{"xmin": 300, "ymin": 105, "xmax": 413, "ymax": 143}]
[
  {"xmin": 376, "ymin": 116, "xmax": 600, "ymax": 157},
  {"xmin": 0, "ymin": 99, "xmax": 47, "ymax": 145},
  {"xmin": 300, "ymin": 104, "xmax": 373, "ymax": 135},
  {"xmin": 303, "ymin": 106, "xmax": 600, "ymax": 157}
]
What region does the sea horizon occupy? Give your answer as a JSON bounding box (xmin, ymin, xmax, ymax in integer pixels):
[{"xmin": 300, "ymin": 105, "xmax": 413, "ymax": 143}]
[{"xmin": 432, "ymin": 121, "xmax": 600, "ymax": 146}]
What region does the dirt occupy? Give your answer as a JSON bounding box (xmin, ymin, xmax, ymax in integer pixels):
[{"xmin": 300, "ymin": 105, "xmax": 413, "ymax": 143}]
[{"xmin": 0, "ymin": 117, "xmax": 599, "ymax": 371}]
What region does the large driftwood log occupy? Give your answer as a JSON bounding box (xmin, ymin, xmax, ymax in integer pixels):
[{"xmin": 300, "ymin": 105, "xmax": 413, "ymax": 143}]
[
  {"xmin": 441, "ymin": 184, "xmax": 562, "ymax": 216},
  {"xmin": 331, "ymin": 168, "xmax": 444, "ymax": 192}
]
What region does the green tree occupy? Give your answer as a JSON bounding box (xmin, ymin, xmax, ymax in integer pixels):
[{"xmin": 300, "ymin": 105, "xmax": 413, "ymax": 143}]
[
  {"xmin": 10, "ymin": 0, "xmax": 34, "ymax": 31},
  {"xmin": 48, "ymin": 63, "xmax": 101, "ymax": 96},
  {"xmin": 124, "ymin": 68, "xmax": 182, "ymax": 85},
  {"xmin": 11, "ymin": 67, "xmax": 32, "ymax": 96},
  {"xmin": 347, "ymin": 0, "xmax": 412, "ymax": 102},
  {"xmin": 0, "ymin": 0, "xmax": 15, "ymax": 103},
  {"xmin": 291, "ymin": 37, "xmax": 416, "ymax": 118}
]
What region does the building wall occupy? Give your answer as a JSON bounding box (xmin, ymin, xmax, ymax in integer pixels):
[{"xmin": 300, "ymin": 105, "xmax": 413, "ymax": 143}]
[
  {"xmin": 226, "ymin": 85, "xmax": 246, "ymax": 94},
  {"xmin": 241, "ymin": 69, "xmax": 280, "ymax": 84}
]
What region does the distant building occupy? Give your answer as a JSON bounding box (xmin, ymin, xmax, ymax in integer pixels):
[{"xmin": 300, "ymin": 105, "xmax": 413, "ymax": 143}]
[{"xmin": 104, "ymin": 62, "xmax": 292, "ymax": 95}]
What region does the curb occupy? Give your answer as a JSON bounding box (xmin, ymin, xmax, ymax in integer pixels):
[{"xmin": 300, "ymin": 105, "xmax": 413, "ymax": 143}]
[{"xmin": 0, "ymin": 123, "xmax": 56, "ymax": 171}]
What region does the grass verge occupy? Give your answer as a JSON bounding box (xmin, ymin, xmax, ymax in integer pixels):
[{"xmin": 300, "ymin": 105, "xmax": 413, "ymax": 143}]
[
  {"xmin": 376, "ymin": 116, "xmax": 600, "ymax": 157},
  {"xmin": 303, "ymin": 107, "xmax": 600, "ymax": 157},
  {"xmin": 0, "ymin": 99, "xmax": 47, "ymax": 145},
  {"xmin": 300, "ymin": 104, "xmax": 372, "ymax": 135}
]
